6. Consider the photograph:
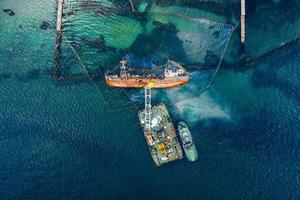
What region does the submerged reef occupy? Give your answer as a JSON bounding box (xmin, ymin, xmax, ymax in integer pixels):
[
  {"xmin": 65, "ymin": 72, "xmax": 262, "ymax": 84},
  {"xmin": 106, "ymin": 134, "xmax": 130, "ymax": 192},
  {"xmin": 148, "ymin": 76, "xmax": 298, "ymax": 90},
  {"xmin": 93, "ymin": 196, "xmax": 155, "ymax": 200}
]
[
  {"xmin": 127, "ymin": 22, "xmax": 180, "ymax": 58},
  {"xmin": 40, "ymin": 21, "xmax": 51, "ymax": 30},
  {"xmin": 3, "ymin": 9, "xmax": 15, "ymax": 16}
]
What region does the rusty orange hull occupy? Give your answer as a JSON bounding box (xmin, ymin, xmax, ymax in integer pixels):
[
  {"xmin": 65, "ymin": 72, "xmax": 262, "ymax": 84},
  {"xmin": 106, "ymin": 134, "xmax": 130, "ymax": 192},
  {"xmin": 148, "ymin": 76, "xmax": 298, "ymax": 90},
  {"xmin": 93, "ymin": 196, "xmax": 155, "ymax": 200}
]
[{"xmin": 106, "ymin": 77, "xmax": 189, "ymax": 88}]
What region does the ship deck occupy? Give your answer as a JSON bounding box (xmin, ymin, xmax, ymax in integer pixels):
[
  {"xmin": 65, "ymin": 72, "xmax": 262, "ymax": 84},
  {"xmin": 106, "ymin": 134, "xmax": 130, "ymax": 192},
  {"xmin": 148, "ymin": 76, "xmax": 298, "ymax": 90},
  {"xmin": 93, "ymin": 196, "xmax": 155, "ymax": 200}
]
[{"xmin": 138, "ymin": 103, "xmax": 183, "ymax": 166}]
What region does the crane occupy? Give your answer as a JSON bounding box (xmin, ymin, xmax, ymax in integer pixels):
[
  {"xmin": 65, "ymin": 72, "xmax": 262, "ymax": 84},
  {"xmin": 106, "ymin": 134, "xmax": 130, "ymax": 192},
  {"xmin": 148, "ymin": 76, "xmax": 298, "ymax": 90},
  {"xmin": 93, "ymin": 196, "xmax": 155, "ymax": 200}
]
[{"xmin": 144, "ymin": 82, "xmax": 154, "ymax": 135}]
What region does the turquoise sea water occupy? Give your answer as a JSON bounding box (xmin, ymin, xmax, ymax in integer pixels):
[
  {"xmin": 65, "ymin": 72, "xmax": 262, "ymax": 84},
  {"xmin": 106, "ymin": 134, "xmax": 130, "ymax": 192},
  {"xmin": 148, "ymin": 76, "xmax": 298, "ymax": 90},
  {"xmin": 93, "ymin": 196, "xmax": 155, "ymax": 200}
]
[{"xmin": 0, "ymin": 0, "xmax": 300, "ymax": 199}]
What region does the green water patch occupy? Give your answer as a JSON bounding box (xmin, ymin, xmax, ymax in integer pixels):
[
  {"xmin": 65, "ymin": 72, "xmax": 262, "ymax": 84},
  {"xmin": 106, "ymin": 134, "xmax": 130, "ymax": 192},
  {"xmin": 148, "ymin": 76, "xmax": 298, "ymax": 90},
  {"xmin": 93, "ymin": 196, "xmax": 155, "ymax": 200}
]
[
  {"xmin": 127, "ymin": 22, "xmax": 179, "ymax": 58},
  {"xmin": 155, "ymin": 17, "xmax": 232, "ymax": 63},
  {"xmin": 64, "ymin": 10, "xmax": 143, "ymax": 50},
  {"xmin": 137, "ymin": 2, "xmax": 149, "ymax": 12},
  {"xmin": 0, "ymin": 0, "xmax": 56, "ymax": 77},
  {"xmin": 141, "ymin": 4, "xmax": 234, "ymax": 64},
  {"xmin": 148, "ymin": 3, "xmax": 227, "ymax": 24},
  {"xmin": 143, "ymin": 17, "xmax": 156, "ymax": 34},
  {"xmin": 213, "ymin": 41, "xmax": 300, "ymax": 118},
  {"xmin": 62, "ymin": 0, "xmax": 233, "ymax": 72},
  {"xmin": 60, "ymin": 0, "xmax": 234, "ymax": 109},
  {"xmin": 58, "ymin": 35, "xmax": 117, "ymax": 75}
]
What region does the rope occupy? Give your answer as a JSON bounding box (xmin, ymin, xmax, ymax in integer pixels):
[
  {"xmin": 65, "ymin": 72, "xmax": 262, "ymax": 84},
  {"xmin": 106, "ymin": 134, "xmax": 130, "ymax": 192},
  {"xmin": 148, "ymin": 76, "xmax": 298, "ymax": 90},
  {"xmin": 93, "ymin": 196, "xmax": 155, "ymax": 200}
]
[
  {"xmin": 167, "ymin": 21, "xmax": 239, "ymax": 108},
  {"xmin": 62, "ymin": 0, "xmax": 139, "ymax": 112},
  {"xmin": 64, "ymin": 37, "xmax": 138, "ymax": 112},
  {"xmin": 60, "ymin": 0, "xmax": 239, "ymax": 113},
  {"xmin": 205, "ymin": 22, "xmax": 239, "ymax": 88},
  {"xmin": 128, "ymin": 0, "xmax": 135, "ymax": 12}
]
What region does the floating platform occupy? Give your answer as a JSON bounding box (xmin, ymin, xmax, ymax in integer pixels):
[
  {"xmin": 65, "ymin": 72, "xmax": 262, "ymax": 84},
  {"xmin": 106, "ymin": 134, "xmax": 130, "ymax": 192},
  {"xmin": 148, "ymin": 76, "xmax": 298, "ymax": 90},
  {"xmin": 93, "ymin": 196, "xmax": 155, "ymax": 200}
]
[{"xmin": 138, "ymin": 103, "xmax": 184, "ymax": 166}]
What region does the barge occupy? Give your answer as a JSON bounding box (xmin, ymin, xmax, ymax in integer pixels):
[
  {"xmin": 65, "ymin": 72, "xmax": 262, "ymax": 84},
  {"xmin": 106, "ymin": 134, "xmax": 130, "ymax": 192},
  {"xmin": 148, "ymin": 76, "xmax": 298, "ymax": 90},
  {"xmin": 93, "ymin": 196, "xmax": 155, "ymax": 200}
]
[{"xmin": 138, "ymin": 103, "xmax": 184, "ymax": 166}]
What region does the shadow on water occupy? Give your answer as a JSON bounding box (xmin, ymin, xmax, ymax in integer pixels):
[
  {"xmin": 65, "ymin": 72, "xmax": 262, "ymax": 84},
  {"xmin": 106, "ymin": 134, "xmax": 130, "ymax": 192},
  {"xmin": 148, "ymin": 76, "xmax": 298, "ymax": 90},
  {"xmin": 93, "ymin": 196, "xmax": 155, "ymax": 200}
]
[
  {"xmin": 252, "ymin": 67, "xmax": 300, "ymax": 103},
  {"xmin": 78, "ymin": 37, "xmax": 117, "ymax": 52},
  {"xmin": 0, "ymin": 69, "xmax": 52, "ymax": 83},
  {"xmin": 39, "ymin": 21, "xmax": 53, "ymax": 30},
  {"xmin": 251, "ymin": 42, "xmax": 300, "ymax": 103},
  {"xmin": 277, "ymin": 0, "xmax": 299, "ymax": 22},
  {"xmin": 0, "ymin": 73, "xmax": 13, "ymax": 82},
  {"xmin": 126, "ymin": 21, "xmax": 186, "ymax": 63},
  {"xmin": 14, "ymin": 69, "xmax": 49, "ymax": 82}
]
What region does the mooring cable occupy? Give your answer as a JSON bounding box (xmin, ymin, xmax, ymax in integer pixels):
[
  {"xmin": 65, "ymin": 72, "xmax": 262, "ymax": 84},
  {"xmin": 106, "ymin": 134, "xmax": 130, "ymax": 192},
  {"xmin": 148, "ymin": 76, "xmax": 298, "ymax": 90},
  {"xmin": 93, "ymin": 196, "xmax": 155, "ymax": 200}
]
[
  {"xmin": 64, "ymin": 37, "xmax": 138, "ymax": 113},
  {"xmin": 61, "ymin": 0, "xmax": 240, "ymax": 113}
]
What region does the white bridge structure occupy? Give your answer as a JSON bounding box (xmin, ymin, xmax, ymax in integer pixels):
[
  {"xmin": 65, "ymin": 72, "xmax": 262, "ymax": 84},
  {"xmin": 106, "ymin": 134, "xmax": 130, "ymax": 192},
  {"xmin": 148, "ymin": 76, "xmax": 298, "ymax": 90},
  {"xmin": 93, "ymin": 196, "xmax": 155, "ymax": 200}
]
[{"xmin": 144, "ymin": 84, "xmax": 152, "ymax": 135}]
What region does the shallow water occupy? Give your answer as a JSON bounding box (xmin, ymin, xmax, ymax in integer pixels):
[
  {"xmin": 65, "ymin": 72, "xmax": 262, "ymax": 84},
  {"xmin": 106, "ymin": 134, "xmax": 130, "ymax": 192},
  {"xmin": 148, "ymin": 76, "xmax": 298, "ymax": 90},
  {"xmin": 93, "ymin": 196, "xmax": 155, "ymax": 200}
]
[{"xmin": 0, "ymin": 0, "xmax": 300, "ymax": 199}]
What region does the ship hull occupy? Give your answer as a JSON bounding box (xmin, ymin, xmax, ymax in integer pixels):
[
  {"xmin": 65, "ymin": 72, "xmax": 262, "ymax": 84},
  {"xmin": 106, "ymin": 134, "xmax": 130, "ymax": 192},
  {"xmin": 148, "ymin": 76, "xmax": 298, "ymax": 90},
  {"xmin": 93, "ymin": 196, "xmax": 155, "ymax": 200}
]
[
  {"xmin": 106, "ymin": 77, "xmax": 189, "ymax": 88},
  {"xmin": 184, "ymin": 145, "xmax": 198, "ymax": 162},
  {"xmin": 177, "ymin": 121, "xmax": 198, "ymax": 162}
]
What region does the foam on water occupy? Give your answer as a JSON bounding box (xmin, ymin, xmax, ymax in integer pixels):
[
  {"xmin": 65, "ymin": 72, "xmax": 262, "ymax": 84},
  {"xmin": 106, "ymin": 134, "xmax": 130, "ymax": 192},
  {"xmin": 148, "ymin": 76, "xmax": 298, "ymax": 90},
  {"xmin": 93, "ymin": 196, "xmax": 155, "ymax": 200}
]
[
  {"xmin": 165, "ymin": 72, "xmax": 232, "ymax": 124},
  {"xmin": 171, "ymin": 91, "xmax": 232, "ymax": 123},
  {"xmin": 148, "ymin": 3, "xmax": 227, "ymax": 23}
]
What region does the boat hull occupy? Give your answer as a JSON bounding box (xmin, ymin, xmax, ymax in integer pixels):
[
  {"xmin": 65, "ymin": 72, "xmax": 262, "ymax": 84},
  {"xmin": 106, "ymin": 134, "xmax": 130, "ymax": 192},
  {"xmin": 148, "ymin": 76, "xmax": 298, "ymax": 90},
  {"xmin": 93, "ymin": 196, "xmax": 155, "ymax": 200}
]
[
  {"xmin": 184, "ymin": 145, "xmax": 198, "ymax": 162},
  {"xmin": 105, "ymin": 77, "xmax": 189, "ymax": 88},
  {"xmin": 177, "ymin": 121, "xmax": 198, "ymax": 162}
]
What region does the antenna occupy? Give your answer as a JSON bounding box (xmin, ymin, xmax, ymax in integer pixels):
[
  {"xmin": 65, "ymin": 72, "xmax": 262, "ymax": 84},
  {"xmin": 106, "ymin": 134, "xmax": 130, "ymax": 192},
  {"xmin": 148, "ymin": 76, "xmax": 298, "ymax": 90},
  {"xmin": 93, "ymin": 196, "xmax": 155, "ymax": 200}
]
[{"xmin": 120, "ymin": 59, "xmax": 127, "ymax": 78}]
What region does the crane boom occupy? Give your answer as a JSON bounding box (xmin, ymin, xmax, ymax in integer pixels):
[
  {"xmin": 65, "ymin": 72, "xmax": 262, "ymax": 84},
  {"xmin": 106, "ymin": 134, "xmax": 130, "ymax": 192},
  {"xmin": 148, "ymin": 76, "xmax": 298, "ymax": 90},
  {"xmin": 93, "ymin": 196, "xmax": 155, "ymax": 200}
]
[{"xmin": 144, "ymin": 85, "xmax": 152, "ymax": 135}]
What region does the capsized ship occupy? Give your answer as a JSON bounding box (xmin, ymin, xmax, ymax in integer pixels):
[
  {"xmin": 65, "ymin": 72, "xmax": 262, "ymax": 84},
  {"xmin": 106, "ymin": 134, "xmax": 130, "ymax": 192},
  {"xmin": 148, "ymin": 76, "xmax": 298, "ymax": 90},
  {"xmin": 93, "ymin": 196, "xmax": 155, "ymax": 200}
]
[
  {"xmin": 105, "ymin": 60, "xmax": 189, "ymax": 88},
  {"xmin": 177, "ymin": 121, "xmax": 198, "ymax": 162}
]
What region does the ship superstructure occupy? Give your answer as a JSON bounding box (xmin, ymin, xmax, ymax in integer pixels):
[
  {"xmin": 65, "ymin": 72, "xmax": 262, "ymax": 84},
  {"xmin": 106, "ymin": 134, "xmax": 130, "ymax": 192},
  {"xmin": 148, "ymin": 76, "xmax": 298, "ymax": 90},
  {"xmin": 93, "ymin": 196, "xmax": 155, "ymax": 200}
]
[
  {"xmin": 138, "ymin": 102, "xmax": 184, "ymax": 166},
  {"xmin": 105, "ymin": 60, "xmax": 189, "ymax": 88}
]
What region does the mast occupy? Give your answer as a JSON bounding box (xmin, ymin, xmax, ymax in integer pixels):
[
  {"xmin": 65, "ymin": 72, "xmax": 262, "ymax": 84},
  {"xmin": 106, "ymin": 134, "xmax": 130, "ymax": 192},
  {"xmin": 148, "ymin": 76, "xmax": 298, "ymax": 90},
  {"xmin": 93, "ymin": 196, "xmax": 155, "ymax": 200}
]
[{"xmin": 120, "ymin": 60, "xmax": 127, "ymax": 78}]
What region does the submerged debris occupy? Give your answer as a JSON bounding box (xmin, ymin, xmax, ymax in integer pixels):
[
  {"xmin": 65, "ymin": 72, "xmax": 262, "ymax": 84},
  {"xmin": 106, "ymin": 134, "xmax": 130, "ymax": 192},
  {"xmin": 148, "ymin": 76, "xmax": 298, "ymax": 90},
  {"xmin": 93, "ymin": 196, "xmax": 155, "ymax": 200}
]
[
  {"xmin": 3, "ymin": 9, "xmax": 15, "ymax": 16},
  {"xmin": 0, "ymin": 73, "xmax": 12, "ymax": 82},
  {"xmin": 40, "ymin": 21, "xmax": 51, "ymax": 30},
  {"xmin": 213, "ymin": 31, "xmax": 220, "ymax": 38}
]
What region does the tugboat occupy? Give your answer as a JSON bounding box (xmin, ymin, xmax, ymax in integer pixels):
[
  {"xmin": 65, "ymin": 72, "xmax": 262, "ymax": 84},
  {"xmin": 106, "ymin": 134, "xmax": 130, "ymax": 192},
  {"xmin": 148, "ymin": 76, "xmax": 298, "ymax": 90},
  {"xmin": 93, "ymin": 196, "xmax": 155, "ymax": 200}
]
[{"xmin": 177, "ymin": 121, "xmax": 198, "ymax": 162}]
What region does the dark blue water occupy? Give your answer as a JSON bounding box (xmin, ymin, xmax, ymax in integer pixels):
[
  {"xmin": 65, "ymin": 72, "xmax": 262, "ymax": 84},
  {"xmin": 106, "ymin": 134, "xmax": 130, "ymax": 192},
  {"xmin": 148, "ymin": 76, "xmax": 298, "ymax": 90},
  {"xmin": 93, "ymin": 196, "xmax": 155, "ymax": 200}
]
[{"xmin": 0, "ymin": 0, "xmax": 300, "ymax": 199}]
